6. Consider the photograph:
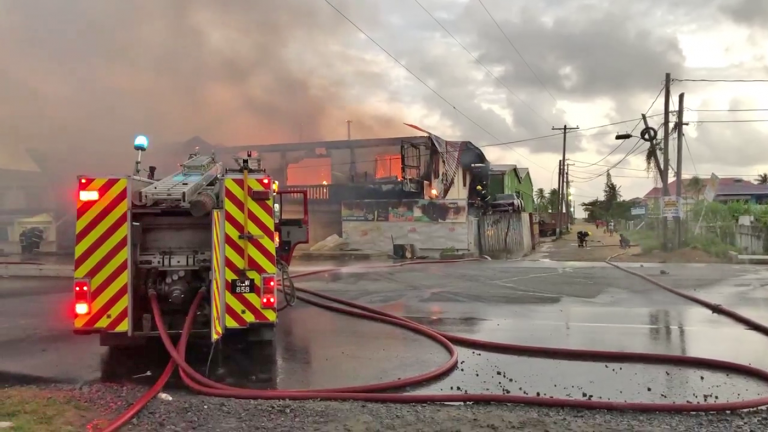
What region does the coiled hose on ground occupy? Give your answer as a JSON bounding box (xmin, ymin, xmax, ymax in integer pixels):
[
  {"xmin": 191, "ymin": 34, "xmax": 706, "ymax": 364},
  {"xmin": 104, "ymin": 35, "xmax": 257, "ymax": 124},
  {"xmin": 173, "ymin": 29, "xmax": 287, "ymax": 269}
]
[{"xmin": 99, "ymin": 258, "xmax": 768, "ymax": 431}]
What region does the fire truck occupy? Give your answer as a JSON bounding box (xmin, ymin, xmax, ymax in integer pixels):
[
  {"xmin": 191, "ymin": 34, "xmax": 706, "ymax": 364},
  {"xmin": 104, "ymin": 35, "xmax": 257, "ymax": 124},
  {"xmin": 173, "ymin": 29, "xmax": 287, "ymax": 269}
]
[{"xmin": 72, "ymin": 137, "xmax": 308, "ymax": 347}]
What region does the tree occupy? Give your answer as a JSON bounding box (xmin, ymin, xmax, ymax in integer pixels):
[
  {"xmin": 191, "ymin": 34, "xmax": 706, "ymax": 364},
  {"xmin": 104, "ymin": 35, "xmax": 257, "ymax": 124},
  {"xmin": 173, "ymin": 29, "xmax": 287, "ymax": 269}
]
[
  {"xmin": 758, "ymin": 173, "xmax": 768, "ymax": 185},
  {"xmin": 686, "ymin": 175, "xmax": 704, "ymax": 200},
  {"xmin": 534, "ymin": 187, "xmax": 548, "ymax": 213},
  {"xmin": 603, "ymin": 171, "xmax": 622, "ymax": 215},
  {"xmin": 547, "ymin": 188, "xmax": 559, "ymax": 214}
]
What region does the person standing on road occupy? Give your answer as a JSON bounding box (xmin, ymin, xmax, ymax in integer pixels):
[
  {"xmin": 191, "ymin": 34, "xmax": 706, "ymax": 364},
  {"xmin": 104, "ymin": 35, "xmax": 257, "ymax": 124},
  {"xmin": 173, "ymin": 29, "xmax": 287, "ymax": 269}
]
[{"xmin": 608, "ymin": 220, "xmax": 615, "ymax": 237}]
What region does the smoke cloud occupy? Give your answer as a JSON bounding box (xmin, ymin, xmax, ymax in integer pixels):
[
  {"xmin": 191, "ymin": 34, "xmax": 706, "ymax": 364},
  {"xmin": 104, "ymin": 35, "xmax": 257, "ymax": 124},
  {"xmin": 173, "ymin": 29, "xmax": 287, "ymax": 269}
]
[{"xmin": 0, "ymin": 0, "xmax": 412, "ymax": 181}]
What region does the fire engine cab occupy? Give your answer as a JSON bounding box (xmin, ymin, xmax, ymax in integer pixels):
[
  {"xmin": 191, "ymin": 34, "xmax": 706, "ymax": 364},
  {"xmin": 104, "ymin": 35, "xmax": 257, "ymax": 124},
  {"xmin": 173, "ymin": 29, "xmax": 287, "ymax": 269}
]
[{"xmin": 73, "ymin": 137, "xmax": 308, "ymax": 347}]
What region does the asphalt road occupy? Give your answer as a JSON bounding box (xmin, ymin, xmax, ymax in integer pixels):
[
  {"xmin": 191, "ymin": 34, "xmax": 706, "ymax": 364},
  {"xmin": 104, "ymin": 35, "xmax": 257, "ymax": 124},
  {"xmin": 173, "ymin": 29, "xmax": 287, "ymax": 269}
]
[{"xmin": 3, "ymin": 260, "xmax": 768, "ymax": 405}]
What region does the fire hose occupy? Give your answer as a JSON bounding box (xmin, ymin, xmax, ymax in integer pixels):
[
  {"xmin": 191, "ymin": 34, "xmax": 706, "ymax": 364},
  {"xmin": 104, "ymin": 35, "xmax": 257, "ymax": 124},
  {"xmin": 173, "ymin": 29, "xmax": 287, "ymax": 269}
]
[{"xmin": 100, "ymin": 258, "xmax": 768, "ymax": 431}]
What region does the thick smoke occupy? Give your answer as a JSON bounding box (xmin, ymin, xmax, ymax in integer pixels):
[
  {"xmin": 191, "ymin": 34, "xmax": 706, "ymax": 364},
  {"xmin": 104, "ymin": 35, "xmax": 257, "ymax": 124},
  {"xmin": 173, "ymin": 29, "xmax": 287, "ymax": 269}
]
[{"xmin": 0, "ymin": 0, "xmax": 410, "ymax": 181}]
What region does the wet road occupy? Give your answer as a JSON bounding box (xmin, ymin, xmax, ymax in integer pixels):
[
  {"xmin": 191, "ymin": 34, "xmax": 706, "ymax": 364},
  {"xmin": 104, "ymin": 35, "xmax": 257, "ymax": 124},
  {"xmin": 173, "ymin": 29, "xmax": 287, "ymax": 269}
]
[{"xmin": 3, "ymin": 260, "xmax": 768, "ymax": 404}]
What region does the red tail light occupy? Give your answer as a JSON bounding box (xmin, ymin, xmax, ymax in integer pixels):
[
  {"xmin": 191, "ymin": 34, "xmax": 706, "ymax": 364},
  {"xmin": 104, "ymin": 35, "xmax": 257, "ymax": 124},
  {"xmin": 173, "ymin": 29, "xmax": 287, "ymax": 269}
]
[
  {"xmin": 261, "ymin": 293, "xmax": 276, "ymax": 308},
  {"xmin": 74, "ymin": 280, "xmax": 91, "ymax": 315},
  {"xmin": 261, "ymin": 275, "xmax": 276, "ymax": 309}
]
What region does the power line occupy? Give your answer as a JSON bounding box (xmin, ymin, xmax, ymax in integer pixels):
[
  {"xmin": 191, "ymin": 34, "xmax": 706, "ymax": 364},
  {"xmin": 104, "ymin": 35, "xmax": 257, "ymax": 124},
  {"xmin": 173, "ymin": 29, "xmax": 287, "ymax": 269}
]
[
  {"xmin": 683, "ymin": 134, "xmax": 698, "ymax": 175},
  {"xmin": 323, "ymin": 0, "xmax": 548, "ymax": 169},
  {"xmin": 412, "ymin": 0, "xmax": 552, "ymax": 126},
  {"xmin": 282, "ymin": 117, "xmax": 659, "ymax": 172},
  {"xmin": 693, "ymin": 119, "xmax": 768, "ymax": 123},
  {"xmin": 569, "ymin": 160, "xmax": 648, "ymax": 172},
  {"xmin": 687, "ymin": 108, "xmax": 768, "ymax": 112},
  {"xmin": 476, "ymin": 0, "xmax": 560, "ymax": 107},
  {"xmin": 673, "ymin": 78, "xmax": 768, "ymax": 83},
  {"xmin": 576, "ymin": 85, "xmax": 665, "ymax": 169}
]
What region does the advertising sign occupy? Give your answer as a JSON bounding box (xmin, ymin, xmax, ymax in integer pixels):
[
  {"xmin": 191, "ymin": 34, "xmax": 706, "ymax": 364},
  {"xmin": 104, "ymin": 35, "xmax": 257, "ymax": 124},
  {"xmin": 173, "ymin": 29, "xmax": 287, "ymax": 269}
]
[
  {"xmin": 662, "ymin": 196, "xmax": 681, "ymax": 219},
  {"xmin": 703, "ymin": 173, "xmax": 720, "ymax": 202}
]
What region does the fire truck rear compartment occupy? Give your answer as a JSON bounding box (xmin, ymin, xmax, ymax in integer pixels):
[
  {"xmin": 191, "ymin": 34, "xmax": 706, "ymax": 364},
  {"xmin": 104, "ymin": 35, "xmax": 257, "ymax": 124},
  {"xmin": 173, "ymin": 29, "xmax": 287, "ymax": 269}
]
[{"xmin": 129, "ymin": 210, "xmax": 212, "ymax": 338}]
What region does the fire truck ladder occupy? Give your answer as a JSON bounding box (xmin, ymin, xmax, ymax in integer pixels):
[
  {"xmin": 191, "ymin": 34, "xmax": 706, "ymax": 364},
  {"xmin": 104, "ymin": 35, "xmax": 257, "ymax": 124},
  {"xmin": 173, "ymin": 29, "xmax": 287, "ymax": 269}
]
[{"xmin": 140, "ymin": 154, "xmax": 221, "ymax": 206}]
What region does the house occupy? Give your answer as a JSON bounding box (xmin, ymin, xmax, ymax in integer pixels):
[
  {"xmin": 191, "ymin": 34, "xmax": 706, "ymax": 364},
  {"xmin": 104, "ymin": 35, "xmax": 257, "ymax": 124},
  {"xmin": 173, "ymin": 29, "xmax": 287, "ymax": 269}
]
[
  {"xmin": 643, "ymin": 177, "xmax": 768, "ymax": 210},
  {"xmin": 712, "ymin": 180, "xmax": 768, "ymax": 204},
  {"xmin": 487, "ymin": 165, "xmax": 534, "ymax": 212},
  {"xmin": 0, "ymin": 166, "xmax": 58, "ymax": 254}
]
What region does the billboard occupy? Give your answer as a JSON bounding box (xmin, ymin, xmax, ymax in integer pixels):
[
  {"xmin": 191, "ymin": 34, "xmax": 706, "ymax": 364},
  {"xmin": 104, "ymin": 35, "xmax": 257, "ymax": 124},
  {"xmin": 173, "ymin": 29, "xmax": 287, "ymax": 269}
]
[{"xmin": 703, "ymin": 173, "xmax": 720, "ymax": 202}]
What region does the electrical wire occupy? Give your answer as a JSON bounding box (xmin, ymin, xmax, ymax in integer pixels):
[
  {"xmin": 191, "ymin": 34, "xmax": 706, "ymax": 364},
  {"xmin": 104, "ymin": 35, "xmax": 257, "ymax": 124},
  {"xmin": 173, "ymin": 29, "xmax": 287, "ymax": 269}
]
[
  {"xmin": 673, "ymin": 78, "xmax": 768, "ymax": 83},
  {"xmin": 575, "ymin": 85, "xmax": 665, "ymax": 169},
  {"xmin": 476, "ymin": 0, "xmax": 560, "ymax": 108},
  {"xmin": 683, "ymin": 134, "xmax": 698, "ymax": 175},
  {"xmin": 412, "ymin": 0, "xmax": 551, "ymax": 126},
  {"xmin": 686, "ymin": 108, "xmax": 768, "ymax": 112},
  {"xmin": 323, "ymin": 0, "xmax": 546, "ymax": 169},
  {"xmin": 693, "ymin": 119, "xmax": 768, "ymax": 123},
  {"xmin": 281, "ymin": 117, "xmax": 658, "ymax": 173}
]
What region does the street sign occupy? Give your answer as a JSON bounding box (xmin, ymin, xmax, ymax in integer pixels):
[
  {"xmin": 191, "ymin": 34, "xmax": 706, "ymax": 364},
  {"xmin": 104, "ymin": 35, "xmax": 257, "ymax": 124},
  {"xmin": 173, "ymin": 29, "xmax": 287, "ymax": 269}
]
[
  {"xmin": 631, "ymin": 206, "xmax": 646, "ymax": 216},
  {"xmin": 662, "ymin": 196, "xmax": 681, "ymax": 219},
  {"xmin": 703, "ymin": 173, "xmax": 720, "ymax": 202}
]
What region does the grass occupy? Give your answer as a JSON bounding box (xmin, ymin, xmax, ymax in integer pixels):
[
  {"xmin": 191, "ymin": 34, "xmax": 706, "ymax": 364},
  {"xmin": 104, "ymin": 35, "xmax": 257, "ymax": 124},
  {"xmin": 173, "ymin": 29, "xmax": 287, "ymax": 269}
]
[
  {"xmin": 629, "ymin": 230, "xmax": 662, "ymax": 254},
  {"xmin": 685, "ymin": 233, "xmax": 740, "ymax": 259},
  {"xmin": 629, "ymin": 229, "xmax": 738, "ymax": 259},
  {"xmin": 0, "ymin": 387, "xmax": 97, "ymax": 432}
]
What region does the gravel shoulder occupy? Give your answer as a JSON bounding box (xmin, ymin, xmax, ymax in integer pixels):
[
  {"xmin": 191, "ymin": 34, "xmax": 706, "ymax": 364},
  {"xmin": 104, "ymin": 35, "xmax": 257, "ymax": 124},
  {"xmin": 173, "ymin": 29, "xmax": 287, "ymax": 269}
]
[{"xmin": 7, "ymin": 383, "xmax": 766, "ymax": 432}]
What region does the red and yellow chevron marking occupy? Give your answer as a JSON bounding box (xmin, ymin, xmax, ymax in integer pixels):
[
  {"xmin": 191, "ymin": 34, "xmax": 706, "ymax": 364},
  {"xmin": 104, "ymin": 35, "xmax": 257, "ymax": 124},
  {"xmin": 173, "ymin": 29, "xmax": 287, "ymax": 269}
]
[
  {"xmin": 74, "ymin": 178, "xmax": 130, "ymax": 332},
  {"xmin": 211, "ymin": 210, "xmax": 224, "ymax": 341},
  {"xmin": 223, "ymin": 177, "xmax": 277, "ymax": 327}
]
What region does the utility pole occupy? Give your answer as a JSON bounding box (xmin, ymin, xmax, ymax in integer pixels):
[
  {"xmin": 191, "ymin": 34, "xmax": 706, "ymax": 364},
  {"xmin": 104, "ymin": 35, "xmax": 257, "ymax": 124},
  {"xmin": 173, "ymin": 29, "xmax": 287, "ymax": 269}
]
[
  {"xmin": 675, "ymin": 92, "xmax": 686, "ymax": 249},
  {"xmin": 661, "ymin": 72, "xmax": 672, "ymax": 251},
  {"xmin": 346, "ymin": 120, "xmax": 352, "ymax": 140},
  {"xmin": 565, "ymin": 163, "xmax": 571, "ymax": 229},
  {"xmin": 552, "ymin": 125, "xmax": 579, "ymax": 238},
  {"xmin": 556, "ymin": 159, "xmax": 562, "ymax": 225}
]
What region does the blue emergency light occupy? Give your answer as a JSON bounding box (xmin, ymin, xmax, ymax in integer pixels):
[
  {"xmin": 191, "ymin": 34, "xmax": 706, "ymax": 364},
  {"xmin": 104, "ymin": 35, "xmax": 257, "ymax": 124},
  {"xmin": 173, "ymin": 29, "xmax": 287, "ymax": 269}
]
[{"xmin": 134, "ymin": 135, "xmax": 149, "ymax": 151}]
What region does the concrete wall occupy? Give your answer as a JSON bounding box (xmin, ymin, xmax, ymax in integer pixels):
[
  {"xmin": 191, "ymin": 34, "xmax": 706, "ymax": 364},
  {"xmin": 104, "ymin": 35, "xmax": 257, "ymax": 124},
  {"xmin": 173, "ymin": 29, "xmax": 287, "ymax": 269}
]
[{"xmin": 343, "ymin": 220, "xmax": 469, "ymax": 253}]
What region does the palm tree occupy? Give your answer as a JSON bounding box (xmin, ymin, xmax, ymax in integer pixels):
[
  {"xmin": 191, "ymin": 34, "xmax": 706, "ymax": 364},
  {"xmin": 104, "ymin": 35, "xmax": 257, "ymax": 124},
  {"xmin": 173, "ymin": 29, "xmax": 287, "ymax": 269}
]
[
  {"xmin": 534, "ymin": 187, "xmax": 548, "ymax": 214},
  {"xmin": 686, "ymin": 175, "xmax": 704, "ymax": 200},
  {"xmin": 547, "ymin": 188, "xmax": 560, "ymax": 215},
  {"xmin": 758, "ymin": 173, "xmax": 768, "ymax": 185}
]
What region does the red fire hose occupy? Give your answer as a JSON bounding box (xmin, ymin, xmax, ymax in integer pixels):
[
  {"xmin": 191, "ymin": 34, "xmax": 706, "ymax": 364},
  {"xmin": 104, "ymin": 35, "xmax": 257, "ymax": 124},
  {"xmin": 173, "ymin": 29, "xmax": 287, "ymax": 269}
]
[{"xmin": 100, "ymin": 258, "xmax": 768, "ymax": 431}]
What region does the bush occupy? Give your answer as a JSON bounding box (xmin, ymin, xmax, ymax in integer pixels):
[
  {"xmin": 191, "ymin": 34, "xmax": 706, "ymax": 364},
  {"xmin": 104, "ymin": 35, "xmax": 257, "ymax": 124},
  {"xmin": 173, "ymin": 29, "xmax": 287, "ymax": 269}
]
[
  {"xmin": 684, "ymin": 233, "xmax": 738, "ymax": 258},
  {"xmin": 630, "ymin": 230, "xmax": 662, "ymax": 254}
]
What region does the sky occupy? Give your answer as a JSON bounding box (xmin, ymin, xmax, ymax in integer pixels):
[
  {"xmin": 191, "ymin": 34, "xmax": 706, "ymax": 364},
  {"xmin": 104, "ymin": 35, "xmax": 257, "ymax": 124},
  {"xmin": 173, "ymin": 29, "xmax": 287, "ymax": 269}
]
[{"xmin": 1, "ymin": 0, "xmax": 767, "ymax": 215}]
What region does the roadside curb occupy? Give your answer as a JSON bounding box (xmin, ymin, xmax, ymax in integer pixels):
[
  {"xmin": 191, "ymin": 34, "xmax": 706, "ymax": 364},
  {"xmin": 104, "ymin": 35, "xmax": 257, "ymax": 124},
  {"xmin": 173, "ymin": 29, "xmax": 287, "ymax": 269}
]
[{"xmin": 0, "ymin": 264, "xmax": 73, "ymax": 278}]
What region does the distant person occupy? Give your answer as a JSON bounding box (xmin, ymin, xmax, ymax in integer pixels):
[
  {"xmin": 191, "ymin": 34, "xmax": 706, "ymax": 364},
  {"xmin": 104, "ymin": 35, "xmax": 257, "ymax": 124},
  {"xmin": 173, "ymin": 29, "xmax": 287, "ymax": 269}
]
[
  {"xmin": 619, "ymin": 233, "xmax": 631, "ymax": 249},
  {"xmin": 608, "ymin": 220, "xmax": 615, "ymax": 237},
  {"xmin": 577, "ymin": 230, "xmax": 591, "ymax": 248}
]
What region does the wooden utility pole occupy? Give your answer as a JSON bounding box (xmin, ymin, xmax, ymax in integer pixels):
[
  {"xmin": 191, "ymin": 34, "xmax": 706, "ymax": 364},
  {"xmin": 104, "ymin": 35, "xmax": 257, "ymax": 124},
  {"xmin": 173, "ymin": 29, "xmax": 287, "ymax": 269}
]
[
  {"xmin": 565, "ymin": 163, "xmax": 571, "ymax": 227},
  {"xmin": 556, "ymin": 159, "xmax": 562, "ymax": 225},
  {"xmin": 552, "ymin": 125, "xmax": 579, "ymax": 238},
  {"xmin": 661, "ymin": 72, "xmax": 672, "ymax": 250},
  {"xmin": 675, "ymin": 92, "xmax": 686, "ymax": 249}
]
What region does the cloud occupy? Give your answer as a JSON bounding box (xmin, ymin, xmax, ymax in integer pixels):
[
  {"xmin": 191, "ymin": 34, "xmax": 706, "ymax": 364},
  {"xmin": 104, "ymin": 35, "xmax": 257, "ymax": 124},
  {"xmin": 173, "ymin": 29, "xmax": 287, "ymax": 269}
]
[
  {"xmin": 0, "ymin": 0, "xmax": 410, "ymax": 178},
  {"xmin": 1, "ymin": 0, "xmax": 767, "ymax": 211}
]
